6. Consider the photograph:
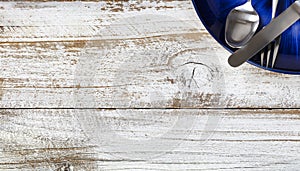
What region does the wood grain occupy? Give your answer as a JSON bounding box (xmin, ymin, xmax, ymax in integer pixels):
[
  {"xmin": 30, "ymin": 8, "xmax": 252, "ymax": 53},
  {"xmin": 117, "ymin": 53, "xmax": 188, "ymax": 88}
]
[
  {"xmin": 1, "ymin": 109, "xmax": 300, "ymax": 170},
  {"xmin": 0, "ymin": 1, "xmax": 298, "ymax": 108},
  {"xmin": 1, "ymin": 1, "xmax": 300, "ymax": 170}
]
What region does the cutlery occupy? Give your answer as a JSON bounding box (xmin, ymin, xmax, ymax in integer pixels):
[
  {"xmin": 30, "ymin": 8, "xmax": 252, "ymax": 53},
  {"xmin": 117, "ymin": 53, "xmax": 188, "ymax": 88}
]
[
  {"xmin": 225, "ymin": 0, "xmax": 260, "ymax": 48},
  {"xmin": 228, "ymin": 1, "xmax": 300, "ymax": 67},
  {"xmin": 260, "ymin": 0, "xmax": 281, "ymax": 68}
]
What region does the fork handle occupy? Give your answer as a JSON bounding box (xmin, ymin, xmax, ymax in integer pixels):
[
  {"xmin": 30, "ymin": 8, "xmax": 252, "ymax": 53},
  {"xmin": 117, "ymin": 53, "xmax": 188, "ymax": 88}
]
[{"xmin": 272, "ymin": 0, "xmax": 279, "ymax": 19}]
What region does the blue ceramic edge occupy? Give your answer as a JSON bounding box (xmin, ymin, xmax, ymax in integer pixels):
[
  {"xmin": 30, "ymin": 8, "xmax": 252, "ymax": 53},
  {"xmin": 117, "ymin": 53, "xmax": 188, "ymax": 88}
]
[
  {"xmin": 248, "ymin": 61, "xmax": 300, "ymax": 75},
  {"xmin": 191, "ymin": 0, "xmax": 300, "ymax": 75},
  {"xmin": 191, "ymin": 0, "xmax": 234, "ymax": 53}
]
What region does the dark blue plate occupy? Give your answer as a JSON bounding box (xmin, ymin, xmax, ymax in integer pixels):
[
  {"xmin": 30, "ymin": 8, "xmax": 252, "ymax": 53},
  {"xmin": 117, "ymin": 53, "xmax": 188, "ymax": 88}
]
[{"xmin": 192, "ymin": 0, "xmax": 300, "ymax": 74}]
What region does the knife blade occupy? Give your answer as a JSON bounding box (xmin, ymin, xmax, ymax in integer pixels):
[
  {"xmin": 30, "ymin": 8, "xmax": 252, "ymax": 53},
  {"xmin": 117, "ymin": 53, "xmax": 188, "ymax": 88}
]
[{"xmin": 228, "ymin": 1, "xmax": 300, "ymax": 67}]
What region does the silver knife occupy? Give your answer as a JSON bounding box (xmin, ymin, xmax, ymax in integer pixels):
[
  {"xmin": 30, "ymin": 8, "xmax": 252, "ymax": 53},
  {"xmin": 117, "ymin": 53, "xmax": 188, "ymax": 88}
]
[{"xmin": 228, "ymin": 1, "xmax": 300, "ymax": 67}]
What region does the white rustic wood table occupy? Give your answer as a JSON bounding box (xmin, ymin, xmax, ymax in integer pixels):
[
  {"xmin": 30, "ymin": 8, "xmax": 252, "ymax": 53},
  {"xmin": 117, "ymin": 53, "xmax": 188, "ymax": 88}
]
[{"xmin": 1, "ymin": 1, "xmax": 300, "ymax": 170}]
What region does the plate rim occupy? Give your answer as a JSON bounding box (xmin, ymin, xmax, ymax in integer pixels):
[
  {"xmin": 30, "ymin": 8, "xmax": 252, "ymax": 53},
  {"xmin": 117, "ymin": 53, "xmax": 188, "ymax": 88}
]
[{"xmin": 191, "ymin": 0, "xmax": 300, "ymax": 75}]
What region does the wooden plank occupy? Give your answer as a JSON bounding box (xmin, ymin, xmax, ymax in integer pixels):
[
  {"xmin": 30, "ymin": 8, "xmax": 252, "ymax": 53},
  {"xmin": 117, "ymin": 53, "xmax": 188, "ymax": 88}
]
[
  {"xmin": 1, "ymin": 109, "xmax": 300, "ymax": 170},
  {"xmin": 1, "ymin": 1, "xmax": 299, "ymax": 171},
  {"xmin": 0, "ymin": 1, "xmax": 298, "ymax": 108}
]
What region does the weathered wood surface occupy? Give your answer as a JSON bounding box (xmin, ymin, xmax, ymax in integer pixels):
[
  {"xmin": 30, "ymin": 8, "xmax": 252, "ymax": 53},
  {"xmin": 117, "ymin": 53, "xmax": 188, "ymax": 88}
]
[
  {"xmin": 0, "ymin": 1, "xmax": 300, "ymax": 170},
  {"xmin": 1, "ymin": 109, "xmax": 300, "ymax": 170},
  {"xmin": 0, "ymin": 1, "xmax": 299, "ymax": 108}
]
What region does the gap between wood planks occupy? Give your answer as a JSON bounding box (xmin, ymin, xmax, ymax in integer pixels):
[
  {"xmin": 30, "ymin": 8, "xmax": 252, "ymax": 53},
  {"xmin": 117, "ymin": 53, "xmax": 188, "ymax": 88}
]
[{"xmin": 0, "ymin": 108, "xmax": 299, "ymax": 110}]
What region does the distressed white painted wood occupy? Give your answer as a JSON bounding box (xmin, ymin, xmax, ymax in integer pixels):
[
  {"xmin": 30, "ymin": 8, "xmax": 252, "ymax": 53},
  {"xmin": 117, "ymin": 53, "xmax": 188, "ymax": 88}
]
[
  {"xmin": 1, "ymin": 109, "xmax": 300, "ymax": 170},
  {"xmin": 0, "ymin": 1, "xmax": 300, "ymax": 170},
  {"xmin": 0, "ymin": 1, "xmax": 298, "ymax": 108}
]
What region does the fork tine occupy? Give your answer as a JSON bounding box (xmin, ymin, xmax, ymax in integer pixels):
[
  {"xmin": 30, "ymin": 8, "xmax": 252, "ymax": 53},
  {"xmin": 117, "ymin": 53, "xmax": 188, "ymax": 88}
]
[
  {"xmin": 266, "ymin": 44, "xmax": 272, "ymax": 68},
  {"xmin": 261, "ymin": 50, "xmax": 265, "ymax": 66},
  {"xmin": 259, "ymin": 0, "xmax": 280, "ymax": 69},
  {"xmin": 271, "ymin": 36, "xmax": 281, "ymax": 68}
]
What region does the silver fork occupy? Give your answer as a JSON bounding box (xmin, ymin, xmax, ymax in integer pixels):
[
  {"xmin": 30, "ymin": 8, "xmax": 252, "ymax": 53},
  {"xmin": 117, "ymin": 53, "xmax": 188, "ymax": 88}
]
[{"xmin": 260, "ymin": 0, "xmax": 281, "ymax": 68}]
